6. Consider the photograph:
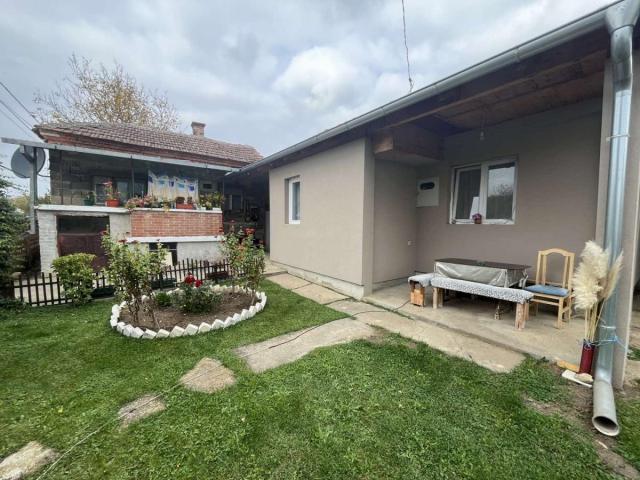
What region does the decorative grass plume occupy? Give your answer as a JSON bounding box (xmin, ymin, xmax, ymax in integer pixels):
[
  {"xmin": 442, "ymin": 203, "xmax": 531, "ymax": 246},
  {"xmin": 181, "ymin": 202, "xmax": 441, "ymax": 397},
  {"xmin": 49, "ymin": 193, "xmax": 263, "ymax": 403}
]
[{"xmin": 572, "ymin": 241, "xmax": 623, "ymax": 342}]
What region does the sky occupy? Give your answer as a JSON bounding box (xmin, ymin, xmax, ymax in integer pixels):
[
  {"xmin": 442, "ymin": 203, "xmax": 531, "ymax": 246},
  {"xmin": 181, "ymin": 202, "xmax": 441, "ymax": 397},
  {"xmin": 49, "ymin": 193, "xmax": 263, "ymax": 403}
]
[{"xmin": 0, "ymin": 0, "xmax": 612, "ymax": 196}]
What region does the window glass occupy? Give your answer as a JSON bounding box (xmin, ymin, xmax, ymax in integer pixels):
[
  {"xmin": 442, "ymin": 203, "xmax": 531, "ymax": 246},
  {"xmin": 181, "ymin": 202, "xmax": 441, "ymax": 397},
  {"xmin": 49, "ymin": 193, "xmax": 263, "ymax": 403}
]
[
  {"xmin": 291, "ymin": 181, "xmax": 300, "ymax": 221},
  {"xmin": 454, "ymin": 168, "xmax": 481, "ymax": 220},
  {"xmin": 486, "ymin": 162, "xmax": 515, "ymax": 220}
]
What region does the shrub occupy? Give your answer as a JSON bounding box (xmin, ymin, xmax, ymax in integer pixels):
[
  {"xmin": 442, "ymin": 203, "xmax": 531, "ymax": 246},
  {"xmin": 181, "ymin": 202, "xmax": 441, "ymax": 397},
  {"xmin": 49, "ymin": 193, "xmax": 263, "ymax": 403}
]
[
  {"xmin": 221, "ymin": 227, "xmax": 265, "ymax": 298},
  {"xmin": 154, "ymin": 291, "xmax": 172, "ymax": 308},
  {"xmin": 52, "ymin": 253, "xmax": 96, "ymax": 306},
  {"xmin": 102, "ymin": 235, "xmax": 166, "ymax": 326},
  {"xmin": 0, "ymin": 175, "xmax": 28, "ymax": 298},
  {"xmin": 172, "ymin": 277, "xmax": 221, "ymax": 314}
]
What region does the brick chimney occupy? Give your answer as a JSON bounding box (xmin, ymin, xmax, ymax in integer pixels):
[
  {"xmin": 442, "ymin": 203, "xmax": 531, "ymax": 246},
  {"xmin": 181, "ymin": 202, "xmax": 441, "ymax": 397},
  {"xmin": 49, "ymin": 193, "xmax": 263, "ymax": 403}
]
[{"xmin": 191, "ymin": 121, "xmax": 205, "ymax": 136}]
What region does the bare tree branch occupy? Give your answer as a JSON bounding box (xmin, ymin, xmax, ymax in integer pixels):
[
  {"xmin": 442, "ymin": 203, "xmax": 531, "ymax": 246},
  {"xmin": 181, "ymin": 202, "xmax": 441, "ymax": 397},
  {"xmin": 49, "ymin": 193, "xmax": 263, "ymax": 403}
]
[{"xmin": 34, "ymin": 54, "xmax": 179, "ymax": 131}]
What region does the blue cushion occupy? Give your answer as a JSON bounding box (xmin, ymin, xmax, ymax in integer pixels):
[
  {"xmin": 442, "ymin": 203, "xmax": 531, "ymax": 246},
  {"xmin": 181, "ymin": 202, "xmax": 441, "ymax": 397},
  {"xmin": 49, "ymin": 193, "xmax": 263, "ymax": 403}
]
[{"xmin": 524, "ymin": 284, "xmax": 569, "ymax": 297}]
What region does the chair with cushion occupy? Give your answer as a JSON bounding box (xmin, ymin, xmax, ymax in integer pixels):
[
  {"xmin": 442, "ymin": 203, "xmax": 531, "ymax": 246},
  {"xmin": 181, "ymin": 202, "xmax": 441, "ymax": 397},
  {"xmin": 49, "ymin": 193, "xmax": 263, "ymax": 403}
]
[{"xmin": 525, "ymin": 248, "xmax": 574, "ymax": 328}]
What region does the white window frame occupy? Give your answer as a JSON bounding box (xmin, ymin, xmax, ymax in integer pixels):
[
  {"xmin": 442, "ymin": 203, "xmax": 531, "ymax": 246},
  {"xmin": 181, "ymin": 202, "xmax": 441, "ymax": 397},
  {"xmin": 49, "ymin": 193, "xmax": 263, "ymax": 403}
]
[
  {"xmin": 449, "ymin": 157, "xmax": 517, "ymax": 225},
  {"xmin": 287, "ymin": 176, "xmax": 301, "ymax": 224}
]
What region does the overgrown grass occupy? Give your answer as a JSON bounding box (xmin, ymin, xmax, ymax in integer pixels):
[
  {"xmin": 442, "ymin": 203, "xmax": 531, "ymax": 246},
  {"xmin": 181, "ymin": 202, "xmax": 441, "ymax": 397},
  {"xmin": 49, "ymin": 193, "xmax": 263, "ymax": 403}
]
[{"xmin": 0, "ymin": 281, "xmax": 629, "ymax": 478}]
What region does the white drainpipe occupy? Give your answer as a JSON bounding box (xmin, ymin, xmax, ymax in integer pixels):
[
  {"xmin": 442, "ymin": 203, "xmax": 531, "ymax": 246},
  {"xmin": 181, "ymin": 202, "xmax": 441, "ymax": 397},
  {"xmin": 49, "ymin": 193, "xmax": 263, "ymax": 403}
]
[{"xmin": 592, "ymin": 0, "xmax": 640, "ymax": 437}]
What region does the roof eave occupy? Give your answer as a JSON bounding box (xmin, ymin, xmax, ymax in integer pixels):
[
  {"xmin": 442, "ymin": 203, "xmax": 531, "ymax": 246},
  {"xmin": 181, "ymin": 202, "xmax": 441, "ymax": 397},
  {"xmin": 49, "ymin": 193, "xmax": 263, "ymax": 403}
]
[{"xmin": 237, "ymin": 1, "xmax": 616, "ymax": 175}]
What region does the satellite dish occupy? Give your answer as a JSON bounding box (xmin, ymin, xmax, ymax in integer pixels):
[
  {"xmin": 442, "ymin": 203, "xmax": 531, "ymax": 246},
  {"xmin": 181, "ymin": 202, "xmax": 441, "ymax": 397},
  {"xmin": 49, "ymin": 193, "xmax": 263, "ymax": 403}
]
[{"xmin": 10, "ymin": 147, "xmax": 45, "ymax": 179}]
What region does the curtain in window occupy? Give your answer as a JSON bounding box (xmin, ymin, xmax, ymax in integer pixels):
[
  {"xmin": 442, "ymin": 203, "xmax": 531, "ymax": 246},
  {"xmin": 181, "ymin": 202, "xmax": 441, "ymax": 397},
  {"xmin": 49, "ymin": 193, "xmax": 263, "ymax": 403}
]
[
  {"xmin": 147, "ymin": 171, "xmax": 199, "ymax": 201},
  {"xmin": 454, "ymin": 168, "xmax": 481, "ymax": 220}
]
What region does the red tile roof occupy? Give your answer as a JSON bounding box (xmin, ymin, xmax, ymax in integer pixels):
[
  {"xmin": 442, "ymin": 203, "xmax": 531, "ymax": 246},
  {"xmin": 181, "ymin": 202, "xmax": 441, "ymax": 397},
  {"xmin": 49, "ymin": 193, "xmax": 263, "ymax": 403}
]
[{"xmin": 34, "ymin": 122, "xmax": 262, "ymax": 167}]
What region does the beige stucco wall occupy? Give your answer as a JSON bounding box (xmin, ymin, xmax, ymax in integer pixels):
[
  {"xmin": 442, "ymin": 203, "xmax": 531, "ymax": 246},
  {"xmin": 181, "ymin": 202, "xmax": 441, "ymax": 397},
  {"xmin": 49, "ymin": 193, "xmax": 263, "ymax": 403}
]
[
  {"xmin": 373, "ymin": 159, "xmax": 417, "ymax": 284},
  {"xmin": 415, "ymin": 99, "xmax": 602, "ymax": 275},
  {"xmin": 269, "ymin": 138, "xmax": 373, "ymax": 292}
]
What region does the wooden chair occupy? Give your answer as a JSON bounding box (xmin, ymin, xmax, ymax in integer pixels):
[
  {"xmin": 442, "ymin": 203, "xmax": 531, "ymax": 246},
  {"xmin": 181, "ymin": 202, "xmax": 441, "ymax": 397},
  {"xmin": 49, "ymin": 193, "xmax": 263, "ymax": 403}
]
[{"xmin": 525, "ymin": 248, "xmax": 574, "ymax": 329}]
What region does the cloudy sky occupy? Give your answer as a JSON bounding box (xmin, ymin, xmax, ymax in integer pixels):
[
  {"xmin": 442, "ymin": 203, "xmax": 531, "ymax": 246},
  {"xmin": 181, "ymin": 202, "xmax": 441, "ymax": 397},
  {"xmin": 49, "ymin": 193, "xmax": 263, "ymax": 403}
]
[{"xmin": 0, "ymin": 0, "xmax": 611, "ymax": 195}]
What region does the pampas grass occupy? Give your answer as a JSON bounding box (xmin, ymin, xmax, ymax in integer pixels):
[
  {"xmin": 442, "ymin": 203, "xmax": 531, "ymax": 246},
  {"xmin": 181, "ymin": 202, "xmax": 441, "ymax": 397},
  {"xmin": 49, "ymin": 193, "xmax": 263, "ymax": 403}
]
[{"xmin": 572, "ymin": 241, "xmax": 623, "ymax": 342}]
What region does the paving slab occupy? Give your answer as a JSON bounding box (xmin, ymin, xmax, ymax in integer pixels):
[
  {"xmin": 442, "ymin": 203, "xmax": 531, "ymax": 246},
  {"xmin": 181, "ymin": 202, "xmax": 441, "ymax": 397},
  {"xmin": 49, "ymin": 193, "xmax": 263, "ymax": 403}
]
[
  {"xmin": 234, "ymin": 318, "xmax": 378, "ymax": 373},
  {"xmin": 118, "ymin": 394, "xmax": 166, "ymax": 428},
  {"xmin": 294, "ymin": 283, "xmax": 347, "ymax": 304},
  {"xmin": 356, "ymin": 310, "xmax": 525, "ymax": 373},
  {"xmin": 331, "ymin": 299, "xmax": 385, "ymax": 316},
  {"xmin": 625, "ymin": 359, "xmax": 640, "ymax": 388},
  {"xmin": 267, "ymin": 273, "xmax": 310, "ymax": 290},
  {"xmin": 180, "ymin": 358, "xmax": 236, "ymax": 394},
  {"xmin": 0, "ymin": 441, "xmax": 57, "ymax": 480}
]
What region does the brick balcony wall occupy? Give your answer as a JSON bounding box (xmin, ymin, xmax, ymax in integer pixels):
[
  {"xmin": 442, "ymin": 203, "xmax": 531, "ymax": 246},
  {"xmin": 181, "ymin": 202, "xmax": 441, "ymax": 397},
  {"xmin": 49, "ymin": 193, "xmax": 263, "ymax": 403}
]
[{"xmin": 130, "ymin": 210, "xmax": 223, "ymax": 237}]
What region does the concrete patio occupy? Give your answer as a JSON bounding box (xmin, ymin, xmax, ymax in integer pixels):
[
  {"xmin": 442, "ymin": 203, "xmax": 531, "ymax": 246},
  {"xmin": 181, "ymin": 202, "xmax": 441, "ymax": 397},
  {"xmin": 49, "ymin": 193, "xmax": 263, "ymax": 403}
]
[{"xmin": 365, "ymin": 283, "xmax": 584, "ymax": 365}]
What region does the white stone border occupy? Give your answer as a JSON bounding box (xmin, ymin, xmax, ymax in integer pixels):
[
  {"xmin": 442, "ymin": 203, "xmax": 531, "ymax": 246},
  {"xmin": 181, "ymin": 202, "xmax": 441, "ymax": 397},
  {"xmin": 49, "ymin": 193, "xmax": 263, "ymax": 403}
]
[{"xmin": 109, "ymin": 284, "xmax": 267, "ymax": 340}]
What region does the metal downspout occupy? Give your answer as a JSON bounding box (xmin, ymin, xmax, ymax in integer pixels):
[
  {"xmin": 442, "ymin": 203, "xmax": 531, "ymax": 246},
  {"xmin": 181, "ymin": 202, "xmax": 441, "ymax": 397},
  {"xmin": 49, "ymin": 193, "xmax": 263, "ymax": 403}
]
[{"xmin": 593, "ymin": 0, "xmax": 640, "ymax": 437}]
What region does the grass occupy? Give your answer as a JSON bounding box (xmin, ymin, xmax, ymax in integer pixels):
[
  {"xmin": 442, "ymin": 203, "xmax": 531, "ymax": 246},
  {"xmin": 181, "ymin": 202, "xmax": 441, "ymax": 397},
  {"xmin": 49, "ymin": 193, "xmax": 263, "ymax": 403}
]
[{"xmin": 0, "ymin": 280, "xmax": 633, "ymax": 478}]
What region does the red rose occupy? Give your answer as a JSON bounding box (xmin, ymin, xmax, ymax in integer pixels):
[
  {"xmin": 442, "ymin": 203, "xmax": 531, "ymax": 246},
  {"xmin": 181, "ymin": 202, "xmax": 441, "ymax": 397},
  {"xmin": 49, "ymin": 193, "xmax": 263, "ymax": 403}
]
[
  {"xmin": 195, "ymin": 279, "xmax": 203, "ymax": 287},
  {"xmin": 184, "ymin": 274, "xmax": 195, "ymax": 285}
]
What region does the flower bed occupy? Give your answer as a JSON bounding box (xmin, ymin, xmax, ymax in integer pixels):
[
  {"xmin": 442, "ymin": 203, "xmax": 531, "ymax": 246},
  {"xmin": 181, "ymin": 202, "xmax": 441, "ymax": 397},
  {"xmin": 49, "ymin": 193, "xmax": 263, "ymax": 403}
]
[{"xmin": 109, "ymin": 284, "xmax": 267, "ymax": 339}]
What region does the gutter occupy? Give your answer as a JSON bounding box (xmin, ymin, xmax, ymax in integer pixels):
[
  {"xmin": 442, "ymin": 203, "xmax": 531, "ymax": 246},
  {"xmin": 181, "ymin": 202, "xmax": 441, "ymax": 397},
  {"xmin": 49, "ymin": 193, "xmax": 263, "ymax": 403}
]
[
  {"xmin": 237, "ymin": 1, "xmax": 619, "ymax": 175},
  {"xmin": 592, "ymin": 0, "xmax": 640, "ymax": 437},
  {"xmin": 0, "ymin": 137, "xmax": 240, "ymax": 173}
]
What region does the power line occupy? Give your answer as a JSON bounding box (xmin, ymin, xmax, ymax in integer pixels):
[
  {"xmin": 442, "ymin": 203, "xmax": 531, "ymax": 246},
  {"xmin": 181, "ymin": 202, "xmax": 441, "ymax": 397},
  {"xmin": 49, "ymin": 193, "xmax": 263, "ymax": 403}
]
[
  {"xmin": 0, "ymin": 80, "xmax": 38, "ymax": 121},
  {"xmin": 0, "ymin": 98, "xmax": 33, "ymax": 130},
  {"xmin": 0, "ymin": 106, "xmax": 33, "ymax": 137},
  {"xmin": 401, "ymin": 0, "xmax": 414, "ymax": 93}
]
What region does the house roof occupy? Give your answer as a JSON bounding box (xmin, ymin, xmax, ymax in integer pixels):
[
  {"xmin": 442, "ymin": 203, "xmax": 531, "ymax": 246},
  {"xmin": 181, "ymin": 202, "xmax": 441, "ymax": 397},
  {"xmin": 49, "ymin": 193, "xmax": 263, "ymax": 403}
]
[
  {"xmin": 235, "ymin": 1, "xmax": 621, "ymax": 176},
  {"xmin": 34, "ymin": 122, "xmax": 262, "ymax": 167}
]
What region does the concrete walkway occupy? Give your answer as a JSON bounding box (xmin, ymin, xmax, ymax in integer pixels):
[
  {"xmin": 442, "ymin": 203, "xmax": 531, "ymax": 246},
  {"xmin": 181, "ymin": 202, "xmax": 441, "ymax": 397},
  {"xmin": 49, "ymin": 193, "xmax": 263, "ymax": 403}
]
[
  {"xmin": 333, "ymin": 300, "xmax": 524, "ymax": 373},
  {"xmin": 234, "ymin": 318, "xmax": 378, "ymax": 373},
  {"xmin": 266, "ymin": 271, "xmax": 527, "ymax": 373}
]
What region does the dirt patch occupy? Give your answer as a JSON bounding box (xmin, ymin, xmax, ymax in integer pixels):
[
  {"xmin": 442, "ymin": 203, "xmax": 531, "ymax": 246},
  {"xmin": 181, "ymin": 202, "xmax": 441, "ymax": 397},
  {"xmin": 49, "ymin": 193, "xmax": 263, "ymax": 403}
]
[{"xmin": 120, "ymin": 292, "xmax": 257, "ymax": 329}]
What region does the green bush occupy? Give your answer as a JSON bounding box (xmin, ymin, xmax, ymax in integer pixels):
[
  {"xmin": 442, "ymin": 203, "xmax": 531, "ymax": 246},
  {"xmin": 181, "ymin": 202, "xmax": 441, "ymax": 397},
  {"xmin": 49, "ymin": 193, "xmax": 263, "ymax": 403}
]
[
  {"xmin": 154, "ymin": 291, "xmax": 172, "ymax": 308},
  {"xmin": 52, "ymin": 253, "xmax": 95, "ymax": 306},
  {"xmin": 102, "ymin": 235, "xmax": 166, "ymax": 326},
  {"xmin": 172, "ymin": 282, "xmax": 221, "ymax": 314},
  {"xmin": 0, "ymin": 176, "xmax": 28, "ymax": 298},
  {"xmin": 221, "ymin": 228, "xmax": 265, "ymax": 298}
]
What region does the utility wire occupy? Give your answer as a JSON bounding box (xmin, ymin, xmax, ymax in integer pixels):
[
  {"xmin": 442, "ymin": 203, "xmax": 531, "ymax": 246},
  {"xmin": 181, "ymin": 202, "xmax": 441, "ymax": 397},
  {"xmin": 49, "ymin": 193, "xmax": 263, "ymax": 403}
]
[
  {"xmin": 0, "ymin": 106, "xmax": 33, "ymax": 138},
  {"xmin": 401, "ymin": 0, "xmax": 414, "ymax": 93},
  {"xmin": 0, "ymin": 80, "xmax": 38, "ymax": 121},
  {"xmin": 35, "ymin": 318, "xmax": 325, "ymax": 480},
  {"xmin": 0, "ymin": 98, "xmax": 33, "ymax": 131}
]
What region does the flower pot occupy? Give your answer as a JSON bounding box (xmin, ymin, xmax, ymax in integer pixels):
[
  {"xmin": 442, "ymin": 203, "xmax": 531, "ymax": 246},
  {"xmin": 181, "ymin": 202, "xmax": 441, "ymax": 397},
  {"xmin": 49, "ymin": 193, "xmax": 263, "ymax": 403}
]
[
  {"xmin": 83, "ymin": 199, "xmax": 95, "ymax": 206},
  {"xmin": 473, "ymin": 218, "xmax": 482, "ymax": 224},
  {"xmin": 175, "ymin": 203, "xmax": 194, "ymax": 210},
  {"xmin": 578, "ymin": 340, "xmax": 596, "ymax": 374},
  {"xmin": 105, "ymin": 199, "xmax": 120, "ymax": 207}
]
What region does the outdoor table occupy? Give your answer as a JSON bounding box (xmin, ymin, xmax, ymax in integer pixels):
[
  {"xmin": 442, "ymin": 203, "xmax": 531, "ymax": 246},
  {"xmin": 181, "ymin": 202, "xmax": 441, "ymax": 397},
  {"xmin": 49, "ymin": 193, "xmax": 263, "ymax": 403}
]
[
  {"xmin": 434, "ymin": 258, "xmax": 529, "ymax": 288},
  {"xmin": 434, "ymin": 258, "xmax": 530, "ymax": 319}
]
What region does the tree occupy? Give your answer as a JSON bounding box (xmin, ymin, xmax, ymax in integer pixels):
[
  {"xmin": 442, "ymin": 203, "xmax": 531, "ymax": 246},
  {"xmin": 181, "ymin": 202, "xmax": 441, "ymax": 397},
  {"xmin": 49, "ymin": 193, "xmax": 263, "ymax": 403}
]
[
  {"xmin": 0, "ymin": 176, "xmax": 28, "ymax": 298},
  {"xmin": 34, "ymin": 54, "xmax": 179, "ymax": 131}
]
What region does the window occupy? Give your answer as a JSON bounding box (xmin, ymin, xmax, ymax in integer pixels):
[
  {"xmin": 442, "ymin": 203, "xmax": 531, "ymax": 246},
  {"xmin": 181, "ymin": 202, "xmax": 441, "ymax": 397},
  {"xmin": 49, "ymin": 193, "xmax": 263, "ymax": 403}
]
[
  {"xmin": 287, "ymin": 177, "xmax": 300, "ymax": 224},
  {"xmin": 450, "ymin": 158, "xmax": 516, "ymax": 224}
]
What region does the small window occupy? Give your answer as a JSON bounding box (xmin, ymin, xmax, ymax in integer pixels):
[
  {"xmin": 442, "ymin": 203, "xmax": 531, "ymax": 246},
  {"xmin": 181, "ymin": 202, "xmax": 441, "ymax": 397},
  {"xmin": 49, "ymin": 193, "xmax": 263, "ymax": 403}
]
[
  {"xmin": 287, "ymin": 177, "xmax": 300, "ymax": 224},
  {"xmin": 451, "ymin": 158, "xmax": 516, "ymax": 224}
]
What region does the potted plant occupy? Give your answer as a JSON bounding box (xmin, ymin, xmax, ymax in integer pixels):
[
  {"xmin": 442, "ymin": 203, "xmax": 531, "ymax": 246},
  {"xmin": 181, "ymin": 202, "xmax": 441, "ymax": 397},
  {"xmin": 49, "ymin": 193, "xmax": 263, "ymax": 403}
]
[
  {"xmin": 211, "ymin": 191, "xmax": 225, "ymax": 209},
  {"xmin": 472, "ymin": 213, "xmax": 482, "ymax": 224},
  {"xmin": 104, "ymin": 181, "xmax": 120, "ymax": 207},
  {"xmin": 573, "ymin": 241, "xmax": 623, "ymax": 375},
  {"xmin": 125, "ymin": 197, "xmax": 144, "ymax": 211},
  {"xmin": 175, "ymin": 195, "xmax": 193, "ymax": 210},
  {"xmin": 83, "ymin": 191, "xmax": 96, "ymax": 206}
]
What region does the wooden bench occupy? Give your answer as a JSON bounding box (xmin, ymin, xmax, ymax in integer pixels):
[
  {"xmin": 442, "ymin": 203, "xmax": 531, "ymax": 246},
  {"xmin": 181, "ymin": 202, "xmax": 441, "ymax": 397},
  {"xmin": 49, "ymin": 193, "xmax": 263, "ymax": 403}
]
[{"xmin": 430, "ymin": 276, "xmax": 534, "ymax": 330}]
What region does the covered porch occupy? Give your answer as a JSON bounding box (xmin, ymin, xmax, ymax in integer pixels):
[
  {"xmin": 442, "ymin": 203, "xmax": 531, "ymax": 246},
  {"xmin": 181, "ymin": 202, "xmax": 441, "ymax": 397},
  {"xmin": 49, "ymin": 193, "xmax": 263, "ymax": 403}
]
[{"xmin": 366, "ymin": 283, "xmax": 583, "ymax": 365}]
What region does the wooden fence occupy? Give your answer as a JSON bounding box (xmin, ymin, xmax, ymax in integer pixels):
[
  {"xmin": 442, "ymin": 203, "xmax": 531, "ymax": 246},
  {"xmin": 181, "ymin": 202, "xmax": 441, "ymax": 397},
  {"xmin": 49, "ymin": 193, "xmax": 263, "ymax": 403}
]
[{"xmin": 12, "ymin": 259, "xmax": 232, "ymax": 307}]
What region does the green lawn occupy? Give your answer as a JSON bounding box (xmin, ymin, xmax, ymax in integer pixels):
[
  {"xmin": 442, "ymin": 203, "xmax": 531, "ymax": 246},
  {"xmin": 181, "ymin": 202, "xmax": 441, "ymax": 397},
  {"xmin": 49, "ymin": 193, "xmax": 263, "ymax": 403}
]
[{"xmin": 0, "ymin": 280, "xmax": 636, "ymax": 478}]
